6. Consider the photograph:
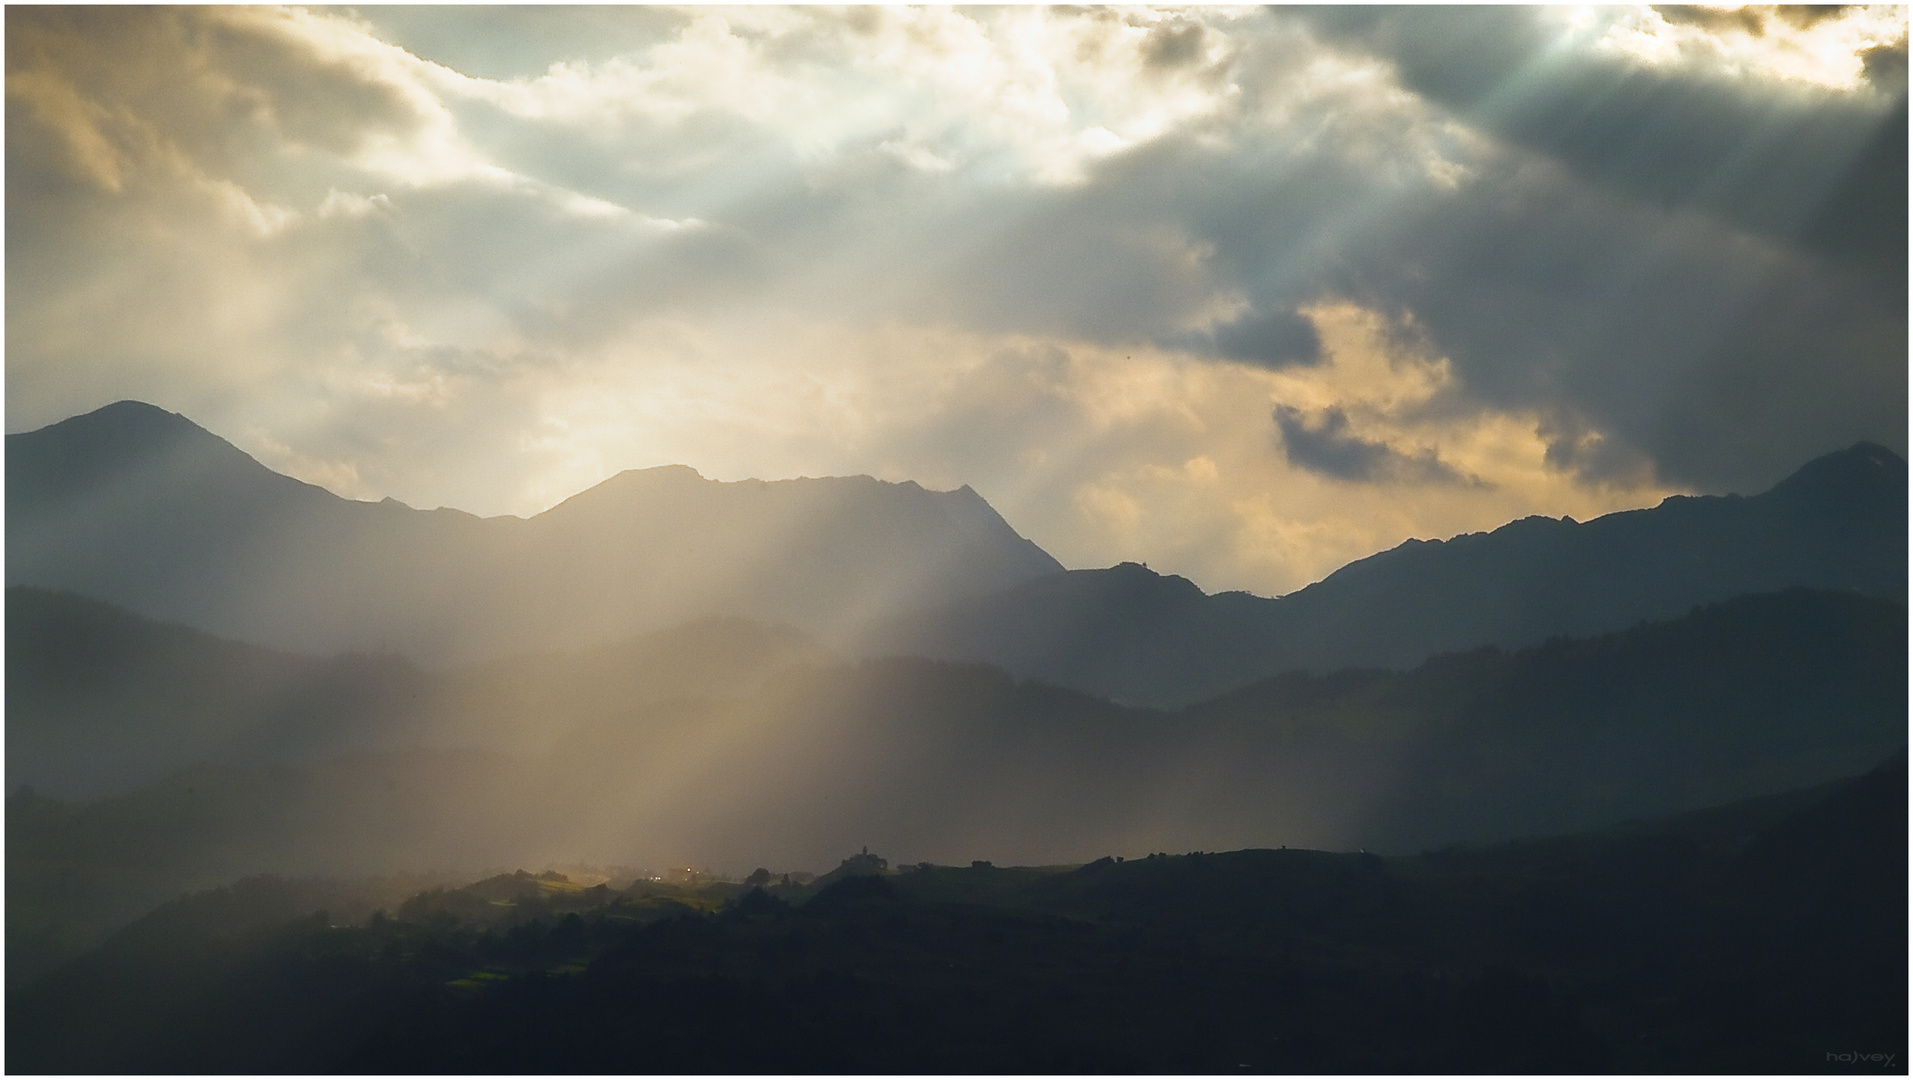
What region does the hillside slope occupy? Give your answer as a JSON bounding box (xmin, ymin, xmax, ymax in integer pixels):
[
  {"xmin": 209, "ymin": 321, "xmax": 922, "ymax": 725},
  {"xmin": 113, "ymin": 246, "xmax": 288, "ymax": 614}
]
[{"xmin": 10, "ymin": 755, "xmax": 1902, "ymax": 1072}]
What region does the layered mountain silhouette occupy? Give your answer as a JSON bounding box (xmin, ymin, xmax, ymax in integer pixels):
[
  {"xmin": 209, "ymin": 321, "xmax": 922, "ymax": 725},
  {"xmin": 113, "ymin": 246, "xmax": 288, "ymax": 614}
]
[
  {"xmin": 7, "ymin": 401, "xmax": 1060, "ymax": 663},
  {"xmin": 12, "ymin": 586, "xmax": 1901, "ymax": 985},
  {"xmin": 862, "ymin": 441, "xmax": 1907, "ymax": 704},
  {"xmin": 11, "ymin": 402, "xmax": 1904, "ymax": 706},
  {"xmin": 11, "ymin": 400, "xmax": 1905, "ymax": 1069},
  {"xmin": 8, "ymin": 586, "xmax": 834, "ymax": 800},
  {"xmin": 8, "ymin": 587, "xmax": 428, "ymax": 800},
  {"xmin": 460, "ymin": 587, "xmax": 1913, "ymax": 861}
]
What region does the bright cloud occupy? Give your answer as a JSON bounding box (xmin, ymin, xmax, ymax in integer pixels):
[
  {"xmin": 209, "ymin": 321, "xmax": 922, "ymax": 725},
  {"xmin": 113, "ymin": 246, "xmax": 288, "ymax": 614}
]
[
  {"xmin": 1590, "ymin": 4, "xmax": 1910, "ymax": 90},
  {"xmin": 7, "ymin": 5, "xmax": 1903, "ymax": 598}
]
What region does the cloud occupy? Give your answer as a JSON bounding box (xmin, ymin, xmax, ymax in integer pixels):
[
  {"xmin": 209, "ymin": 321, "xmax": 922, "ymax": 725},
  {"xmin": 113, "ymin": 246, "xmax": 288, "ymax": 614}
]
[
  {"xmin": 1075, "ymin": 7, "xmax": 1907, "ymax": 490},
  {"xmin": 4, "ymin": 5, "xmax": 1902, "ymax": 596},
  {"xmin": 1273, "ymin": 406, "xmax": 1472, "ymax": 485},
  {"xmin": 355, "ymin": 7, "xmax": 691, "ymax": 83},
  {"xmin": 1191, "ymin": 305, "xmax": 1325, "ymax": 367},
  {"xmin": 1620, "ymin": 5, "xmax": 1905, "ymax": 87},
  {"xmin": 1301, "ymin": 6, "xmax": 1907, "ymax": 273},
  {"xmin": 1330, "ymin": 146, "xmax": 1905, "ymax": 490}
]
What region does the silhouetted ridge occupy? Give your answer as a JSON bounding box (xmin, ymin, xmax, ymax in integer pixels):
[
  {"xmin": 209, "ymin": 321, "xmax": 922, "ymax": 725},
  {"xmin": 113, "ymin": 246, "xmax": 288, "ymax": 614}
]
[
  {"xmin": 8, "ymin": 583, "xmax": 1899, "ymax": 993},
  {"xmin": 7, "ymin": 400, "xmax": 313, "ymax": 514},
  {"xmin": 8, "ymin": 402, "xmax": 1063, "ymax": 662},
  {"xmin": 1761, "ymin": 439, "xmax": 1908, "ymax": 516},
  {"xmin": 868, "ymin": 442, "xmax": 1907, "ymax": 704},
  {"xmin": 8, "ymin": 586, "xmax": 836, "ymax": 801},
  {"xmin": 7, "ymin": 585, "xmax": 430, "ymax": 800},
  {"xmin": 540, "ymin": 463, "xmax": 707, "ymax": 511},
  {"xmin": 21, "ymin": 400, "xmax": 206, "ymax": 460}
]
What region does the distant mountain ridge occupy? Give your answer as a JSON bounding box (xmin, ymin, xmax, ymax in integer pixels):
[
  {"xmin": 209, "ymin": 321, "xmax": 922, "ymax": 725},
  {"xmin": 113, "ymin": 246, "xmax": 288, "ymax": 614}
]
[
  {"xmin": 12, "ymin": 585, "xmax": 1902, "ymax": 870},
  {"xmin": 7, "ymin": 401, "xmax": 1061, "ymax": 663},
  {"xmin": 7, "ymin": 587, "xmax": 427, "ymax": 799},
  {"xmin": 10, "ymin": 583, "xmax": 1901, "ymax": 983},
  {"xmin": 7, "ymin": 585, "xmax": 835, "ymax": 800},
  {"xmin": 862, "ymin": 441, "xmax": 1907, "ymax": 705},
  {"xmin": 10, "ymin": 402, "xmax": 1905, "ymax": 703}
]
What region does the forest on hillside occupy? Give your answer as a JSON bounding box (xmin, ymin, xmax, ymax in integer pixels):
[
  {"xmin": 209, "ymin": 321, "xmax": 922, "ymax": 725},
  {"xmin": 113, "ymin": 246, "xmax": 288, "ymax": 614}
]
[{"xmin": 10, "ymin": 754, "xmax": 1904, "ymax": 1073}]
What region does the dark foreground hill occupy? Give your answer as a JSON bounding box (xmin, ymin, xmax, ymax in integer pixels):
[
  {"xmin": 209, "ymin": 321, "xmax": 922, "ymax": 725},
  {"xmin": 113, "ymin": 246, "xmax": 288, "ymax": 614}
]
[
  {"xmin": 10, "ymin": 588, "xmax": 1902, "ymax": 985},
  {"xmin": 10, "ymin": 754, "xmax": 1903, "ymax": 1073},
  {"xmin": 6, "ymin": 401, "xmax": 1060, "ymax": 663},
  {"xmin": 864, "ymin": 441, "xmax": 1907, "ymax": 705}
]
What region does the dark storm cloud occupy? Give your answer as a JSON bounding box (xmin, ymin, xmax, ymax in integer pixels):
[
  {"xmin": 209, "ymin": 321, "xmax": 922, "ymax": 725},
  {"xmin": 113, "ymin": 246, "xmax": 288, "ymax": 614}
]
[
  {"xmin": 1861, "ymin": 37, "xmax": 1909, "ymax": 91},
  {"xmin": 739, "ymin": 4, "xmax": 1903, "ymax": 497},
  {"xmin": 1300, "ymin": 6, "xmax": 1906, "ymax": 279},
  {"xmin": 1335, "ymin": 151, "xmax": 1906, "ymax": 491},
  {"xmin": 1274, "ymin": 405, "xmax": 1472, "ymax": 485},
  {"xmin": 1797, "ymin": 94, "xmax": 1907, "ymax": 288},
  {"xmin": 1208, "ymin": 306, "xmax": 1324, "ymax": 367},
  {"xmin": 1038, "ymin": 6, "xmax": 1906, "ymax": 494}
]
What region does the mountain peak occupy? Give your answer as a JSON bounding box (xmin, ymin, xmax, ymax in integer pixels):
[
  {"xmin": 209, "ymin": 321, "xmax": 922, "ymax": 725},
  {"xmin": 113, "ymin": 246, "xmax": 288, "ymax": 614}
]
[
  {"xmin": 632, "ymin": 463, "xmax": 706, "ymax": 481},
  {"xmin": 1089, "ymin": 561, "xmax": 1204, "ymax": 597},
  {"xmin": 7, "ymin": 399, "xmax": 275, "ymax": 509},
  {"xmin": 22, "ymin": 399, "xmax": 212, "ymax": 445},
  {"xmin": 1762, "ymin": 440, "xmax": 1908, "ymax": 514},
  {"xmin": 602, "ymin": 463, "xmax": 708, "ymax": 488}
]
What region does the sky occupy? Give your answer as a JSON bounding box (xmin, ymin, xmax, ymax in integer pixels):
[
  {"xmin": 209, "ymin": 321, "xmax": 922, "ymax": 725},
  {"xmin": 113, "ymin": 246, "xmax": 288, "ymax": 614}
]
[{"xmin": 7, "ymin": 5, "xmax": 1907, "ymax": 598}]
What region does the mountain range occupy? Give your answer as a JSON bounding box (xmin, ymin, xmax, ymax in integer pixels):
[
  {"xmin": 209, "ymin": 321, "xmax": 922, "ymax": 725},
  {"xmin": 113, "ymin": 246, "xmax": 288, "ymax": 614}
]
[
  {"xmin": 8, "ymin": 401, "xmax": 1060, "ymax": 664},
  {"xmin": 15, "ymin": 583, "xmax": 1902, "ymax": 851},
  {"xmin": 862, "ymin": 440, "xmax": 1907, "ymax": 705},
  {"xmin": 7, "ymin": 586, "xmax": 832, "ymax": 799},
  {"xmin": 11, "ymin": 585, "xmax": 1902, "ymax": 987},
  {"xmin": 6, "ymin": 400, "xmax": 1906, "ymax": 993},
  {"xmin": 10, "ymin": 402, "xmax": 1903, "ymax": 708}
]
